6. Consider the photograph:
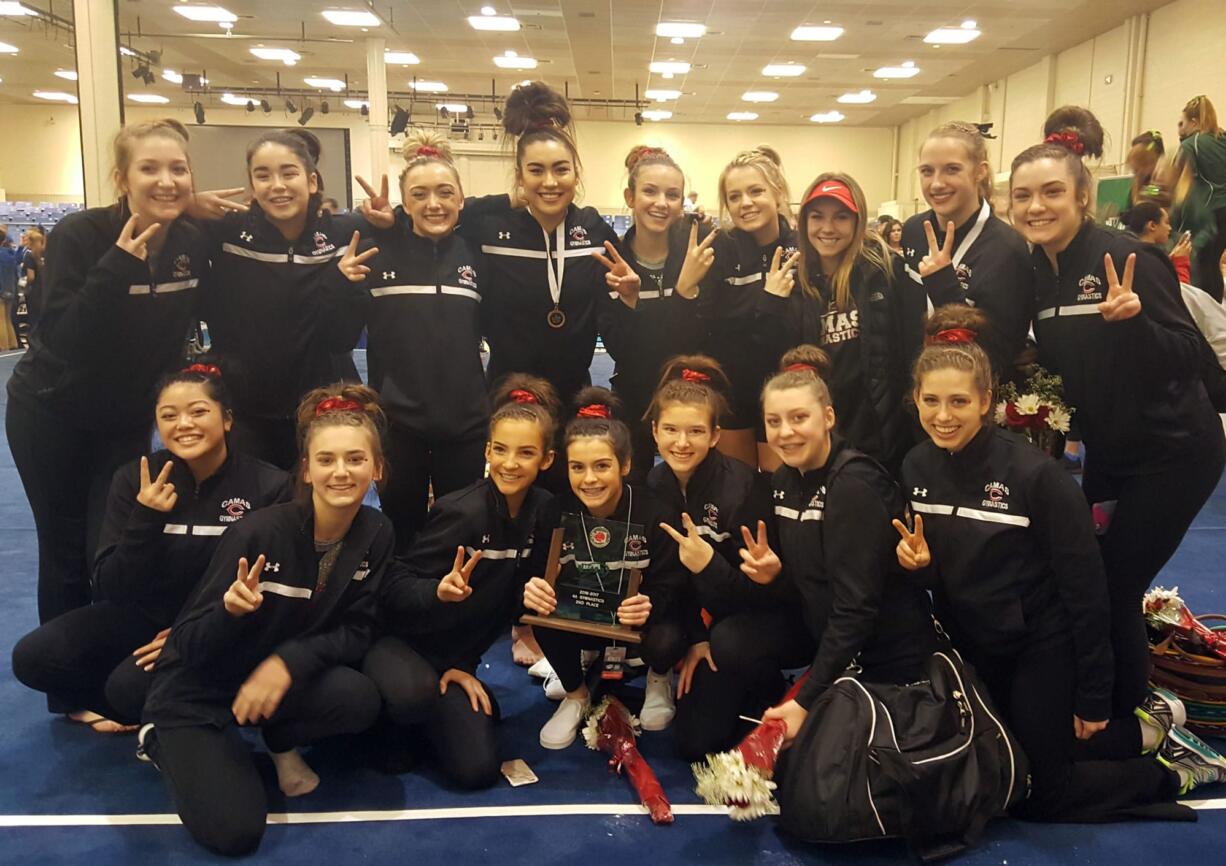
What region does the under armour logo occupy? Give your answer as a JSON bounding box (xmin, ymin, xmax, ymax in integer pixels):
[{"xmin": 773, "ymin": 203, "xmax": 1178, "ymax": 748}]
[
  {"xmin": 734, "ymin": 263, "xmax": 742, "ymax": 272},
  {"xmin": 383, "ymin": 271, "xmax": 396, "ymax": 280},
  {"xmin": 773, "ymin": 490, "xmax": 786, "ymax": 500},
  {"xmin": 239, "ymin": 231, "xmax": 253, "ymax": 243},
  {"xmin": 263, "ymin": 562, "xmax": 281, "ymax": 573},
  {"xmin": 481, "ymin": 534, "xmax": 490, "ymax": 544},
  {"xmin": 498, "ymin": 231, "xmax": 511, "ymax": 240},
  {"xmin": 912, "ymin": 487, "xmax": 928, "ymax": 497}
]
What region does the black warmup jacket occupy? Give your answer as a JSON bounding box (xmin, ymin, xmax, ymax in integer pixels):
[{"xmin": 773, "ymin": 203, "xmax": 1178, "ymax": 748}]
[
  {"xmin": 646, "ymin": 449, "xmax": 785, "ymax": 621},
  {"xmin": 755, "ymin": 257, "xmax": 913, "ymax": 468},
  {"xmin": 770, "ymin": 438, "xmax": 933, "ymax": 709},
  {"xmin": 8, "ymin": 203, "xmax": 209, "ymax": 429},
  {"xmin": 458, "ymin": 196, "xmax": 620, "ymax": 402},
  {"xmin": 598, "ymin": 220, "xmax": 706, "ymax": 416},
  {"xmin": 348, "ymin": 207, "xmax": 489, "ymax": 440},
  {"xmin": 199, "ymin": 206, "xmax": 368, "ymax": 421},
  {"xmin": 144, "ymin": 502, "xmax": 393, "ymax": 729},
  {"xmin": 698, "ymin": 217, "xmax": 799, "ymax": 420},
  {"xmin": 1032, "ymin": 222, "xmax": 1221, "ymax": 475},
  {"xmin": 379, "ymin": 478, "xmax": 555, "ymax": 674},
  {"xmin": 902, "ymin": 426, "xmax": 1114, "ymax": 720},
  {"xmin": 92, "ymin": 449, "xmax": 291, "ymax": 625},
  {"xmin": 901, "ymin": 201, "xmax": 1036, "ymax": 379}
]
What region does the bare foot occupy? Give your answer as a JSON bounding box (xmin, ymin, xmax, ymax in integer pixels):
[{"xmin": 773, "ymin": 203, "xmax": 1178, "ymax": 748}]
[
  {"xmin": 67, "ymin": 710, "xmax": 138, "ymax": 734},
  {"xmin": 270, "ymin": 749, "xmax": 320, "ymax": 797},
  {"xmin": 511, "ymin": 625, "xmax": 544, "ymax": 666}
]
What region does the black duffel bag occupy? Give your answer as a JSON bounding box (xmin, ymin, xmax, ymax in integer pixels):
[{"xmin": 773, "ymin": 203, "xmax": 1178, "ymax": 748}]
[{"xmin": 776, "ymin": 628, "xmax": 1029, "ymax": 861}]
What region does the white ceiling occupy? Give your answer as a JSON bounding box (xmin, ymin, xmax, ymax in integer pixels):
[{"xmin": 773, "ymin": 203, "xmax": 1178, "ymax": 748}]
[{"xmin": 0, "ymin": 0, "xmax": 1176, "ymax": 127}]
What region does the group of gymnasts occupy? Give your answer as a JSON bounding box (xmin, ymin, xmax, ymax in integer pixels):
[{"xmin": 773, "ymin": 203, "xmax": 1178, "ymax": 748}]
[{"xmin": 6, "ymin": 79, "xmax": 1226, "ymax": 855}]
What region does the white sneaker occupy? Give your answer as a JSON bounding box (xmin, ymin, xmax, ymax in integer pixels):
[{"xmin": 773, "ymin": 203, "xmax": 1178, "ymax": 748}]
[
  {"xmin": 543, "ymin": 670, "xmax": 566, "ymax": 701},
  {"xmin": 528, "ymin": 658, "xmax": 554, "ymax": 680},
  {"xmin": 540, "ymin": 695, "xmax": 590, "ymax": 749},
  {"xmin": 640, "ymin": 669, "xmax": 676, "ymax": 731}
]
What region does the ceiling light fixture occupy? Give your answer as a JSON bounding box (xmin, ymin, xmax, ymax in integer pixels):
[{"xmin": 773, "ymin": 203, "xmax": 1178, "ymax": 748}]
[
  {"xmin": 762, "ymin": 63, "xmax": 805, "ymax": 77},
  {"xmin": 409, "ymin": 80, "xmax": 448, "ymax": 92},
  {"xmin": 298, "ymin": 106, "xmax": 315, "ymax": 125},
  {"xmin": 656, "ymin": 22, "xmax": 706, "ymax": 39},
  {"xmin": 493, "ymin": 50, "xmax": 537, "ymax": 69},
  {"xmin": 320, "ymin": 9, "xmax": 380, "ymax": 27},
  {"xmin": 791, "ymin": 25, "xmax": 844, "ymax": 41},
  {"xmin": 33, "ymin": 90, "xmax": 78, "ymax": 103},
  {"xmin": 437, "ymin": 103, "xmax": 469, "ymax": 114},
  {"xmin": 250, "ymin": 47, "xmax": 300, "ymax": 65},
  {"xmin": 304, "ymin": 77, "xmax": 345, "ymax": 91},
  {"xmin": 173, "ymin": 4, "xmax": 236, "ymax": 23},
  {"xmin": 648, "ymin": 61, "xmax": 690, "ymax": 75},
  {"xmin": 384, "ymin": 51, "xmax": 420, "ymax": 65},
  {"xmin": 129, "ymin": 93, "xmax": 171, "ymax": 104},
  {"xmin": 161, "ymin": 69, "xmax": 183, "ymax": 84},
  {"xmin": 641, "ymin": 109, "xmax": 672, "ymax": 121},
  {"xmin": 219, "ymin": 92, "xmax": 252, "ymax": 106},
  {"xmin": 645, "ymin": 89, "xmax": 681, "ymax": 101},
  {"xmin": 727, "ymin": 111, "xmax": 758, "ymax": 121},
  {"xmin": 811, "ymin": 111, "xmax": 845, "ymax": 123},
  {"xmin": 837, "ymin": 89, "xmax": 876, "ymax": 104},
  {"xmin": 54, "ymin": 69, "xmax": 78, "ymax": 81},
  {"xmin": 874, "ymin": 61, "xmax": 919, "ymax": 79},
  {"xmin": 344, "ymin": 99, "xmax": 369, "ymax": 109},
  {"xmin": 0, "ymin": 2, "xmax": 35, "ymax": 15},
  {"xmin": 924, "ymin": 23, "xmax": 981, "ymax": 44},
  {"xmin": 742, "ymin": 91, "xmax": 779, "ymax": 103},
  {"xmin": 194, "ymin": 101, "xmax": 206, "ymax": 124},
  {"xmin": 390, "ymin": 105, "xmax": 409, "ymax": 134},
  {"xmin": 260, "ymin": 98, "xmax": 271, "ymax": 113},
  {"xmin": 468, "ymin": 14, "xmax": 519, "ymax": 31}
]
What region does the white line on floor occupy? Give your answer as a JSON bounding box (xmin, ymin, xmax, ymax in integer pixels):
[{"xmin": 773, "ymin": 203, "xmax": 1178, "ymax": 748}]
[{"xmin": 0, "ymin": 350, "xmax": 26, "ymax": 359}]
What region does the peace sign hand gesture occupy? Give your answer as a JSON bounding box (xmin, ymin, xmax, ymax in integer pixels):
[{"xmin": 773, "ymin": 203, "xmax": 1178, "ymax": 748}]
[
  {"xmin": 659, "ymin": 513, "xmax": 715, "ymax": 574},
  {"xmin": 136, "ymin": 456, "xmax": 178, "ymax": 512},
  {"xmin": 891, "ymin": 513, "xmax": 931, "ymax": 571},
  {"xmin": 919, "ymin": 219, "xmax": 956, "ymax": 278},
  {"xmin": 739, "ymin": 520, "xmax": 782, "ymax": 585},
  {"xmin": 190, "ymin": 187, "xmax": 249, "ymax": 220},
  {"xmin": 763, "ymin": 246, "xmax": 801, "ymax": 298},
  {"xmin": 116, "ymin": 214, "xmax": 162, "ymax": 261},
  {"xmin": 437, "ymin": 546, "xmax": 482, "ymax": 602},
  {"xmin": 594, "ymin": 241, "xmax": 642, "ymax": 308},
  {"xmin": 223, "ymin": 555, "xmax": 266, "ymax": 617},
  {"xmin": 337, "ymin": 230, "xmax": 380, "ymax": 282},
  {"xmin": 356, "ymin": 174, "xmax": 395, "ymax": 229},
  {"xmin": 676, "ymin": 221, "xmax": 718, "ymax": 300},
  {"xmin": 1098, "ymin": 253, "xmax": 1142, "ymax": 322}
]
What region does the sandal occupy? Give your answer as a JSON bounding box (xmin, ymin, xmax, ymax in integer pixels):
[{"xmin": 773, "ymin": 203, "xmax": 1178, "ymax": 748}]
[{"xmin": 67, "ymin": 711, "xmax": 138, "ymax": 734}]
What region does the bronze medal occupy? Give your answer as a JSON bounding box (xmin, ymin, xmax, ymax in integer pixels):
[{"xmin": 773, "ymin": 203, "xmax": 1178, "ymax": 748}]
[{"xmin": 547, "ymin": 307, "xmax": 566, "ymax": 328}]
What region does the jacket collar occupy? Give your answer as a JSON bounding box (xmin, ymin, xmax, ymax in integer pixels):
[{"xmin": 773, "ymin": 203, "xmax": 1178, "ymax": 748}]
[
  {"xmin": 943, "ymin": 423, "xmax": 995, "ymax": 468},
  {"xmin": 776, "ymin": 435, "xmax": 846, "ymax": 493},
  {"xmin": 247, "ymin": 202, "xmax": 326, "ymax": 251}
]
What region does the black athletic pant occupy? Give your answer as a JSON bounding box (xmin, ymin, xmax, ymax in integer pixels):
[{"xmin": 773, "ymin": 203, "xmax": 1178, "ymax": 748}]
[
  {"xmin": 534, "ymin": 617, "xmax": 688, "ymax": 693},
  {"xmin": 228, "ymin": 414, "xmax": 297, "ymax": 471},
  {"xmin": 1192, "ymin": 209, "xmax": 1226, "ymax": 303},
  {"xmin": 362, "ymin": 636, "xmax": 502, "ymax": 789},
  {"xmin": 1084, "ymin": 432, "xmax": 1226, "ymax": 715},
  {"xmin": 149, "ymin": 666, "xmax": 380, "ymax": 857},
  {"xmin": 969, "ymin": 638, "xmax": 1178, "ymax": 822},
  {"xmin": 6, "ymin": 392, "xmax": 148, "ymax": 628},
  {"xmin": 382, "ymin": 423, "xmax": 487, "ymax": 552},
  {"xmin": 674, "ymin": 607, "xmax": 815, "ymax": 761},
  {"xmin": 10, "ymin": 601, "xmax": 160, "ymax": 723}
]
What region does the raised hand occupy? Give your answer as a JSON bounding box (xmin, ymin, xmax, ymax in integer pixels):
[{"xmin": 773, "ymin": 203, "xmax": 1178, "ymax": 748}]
[
  {"xmin": 891, "ymin": 513, "xmax": 931, "ymax": 572},
  {"xmin": 616, "ymin": 591, "xmax": 652, "ymax": 628},
  {"xmin": 919, "ymin": 218, "xmax": 956, "ymax": 278},
  {"xmin": 523, "ymin": 576, "xmax": 557, "ymax": 616},
  {"xmin": 115, "ymin": 213, "xmax": 162, "ymax": 261},
  {"xmin": 1171, "ymin": 232, "xmax": 1193, "ymax": 260},
  {"xmin": 136, "ymin": 456, "xmax": 178, "ymax": 512},
  {"xmin": 356, "ymin": 174, "xmax": 395, "ymax": 229},
  {"xmin": 677, "ymin": 640, "xmax": 718, "ymax": 699},
  {"xmin": 190, "ymin": 187, "xmax": 249, "ymax": 220},
  {"xmin": 676, "ymin": 221, "xmax": 718, "ymax": 299},
  {"xmin": 337, "ymin": 230, "xmax": 380, "ymax": 282},
  {"xmin": 594, "ymin": 241, "xmax": 642, "ymax": 307},
  {"xmin": 223, "ymin": 554, "xmax": 266, "ymax": 617},
  {"xmin": 739, "ymin": 520, "xmax": 781, "ymax": 585},
  {"xmin": 438, "ymin": 546, "xmax": 482, "ymax": 602},
  {"xmin": 1098, "ymin": 252, "xmax": 1142, "ymax": 321},
  {"xmin": 440, "ymin": 668, "xmax": 493, "ymax": 715},
  {"xmin": 133, "ymin": 627, "xmax": 171, "ymax": 671},
  {"xmin": 763, "ymin": 246, "xmax": 801, "ymax": 298},
  {"xmin": 232, "ymin": 654, "xmax": 292, "ymax": 725},
  {"xmin": 659, "ymin": 512, "xmax": 715, "ymax": 574}
]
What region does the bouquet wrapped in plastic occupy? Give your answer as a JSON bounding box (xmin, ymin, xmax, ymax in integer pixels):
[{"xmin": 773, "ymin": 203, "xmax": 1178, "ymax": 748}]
[
  {"xmin": 1144, "ymin": 585, "xmax": 1226, "ymax": 661},
  {"xmin": 994, "ymin": 367, "xmax": 1073, "ymax": 456},
  {"xmin": 583, "ymin": 696, "xmax": 673, "ymax": 824},
  {"xmin": 692, "ymin": 718, "xmax": 788, "ymax": 820}
]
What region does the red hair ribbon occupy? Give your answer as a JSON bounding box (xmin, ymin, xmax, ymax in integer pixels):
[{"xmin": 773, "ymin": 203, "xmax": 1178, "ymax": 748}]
[
  {"xmin": 415, "ymin": 145, "xmax": 442, "ymax": 158},
  {"xmin": 1044, "ymin": 132, "xmax": 1085, "ymax": 155},
  {"xmin": 681, "ymin": 368, "xmax": 710, "ymax": 383},
  {"xmin": 927, "ymin": 328, "xmax": 978, "ymax": 345},
  {"xmin": 577, "ymin": 404, "xmax": 611, "ymax": 420},
  {"xmin": 784, "ymin": 363, "xmax": 816, "ymax": 374},
  {"xmin": 315, "ymin": 396, "xmax": 363, "ymax": 416},
  {"xmin": 182, "ymin": 363, "xmax": 221, "ymax": 378},
  {"xmin": 510, "ymin": 388, "xmax": 538, "ymax": 405}
]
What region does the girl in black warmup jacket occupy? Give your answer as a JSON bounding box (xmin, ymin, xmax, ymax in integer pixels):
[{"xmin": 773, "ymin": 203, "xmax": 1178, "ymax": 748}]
[
  {"xmin": 7, "ymin": 120, "xmax": 210, "ymax": 636},
  {"xmin": 140, "ymin": 383, "xmax": 394, "ymax": 857},
  {"xmin": 524, "ymin": 388, "xmax": 688, "ymax": 749},
  {"xmin": 646, "ymin": 356, "xmax": 803, "ymax": 760},
  {"xmin": 1011, "ymin": 106, "xmax": 1226, "ymax": 716},
  {"xmin": 365, "ymin": 375, "xmax": 558, "ymax": 788},
  {"xmin": 336, "ymin": 130, "xmax": 489, "ymax": 550},
  {"xmin": 756, "ymin": 172, "xmax": 913, "ymax": 471},
  {"xmin": 897, "ymin": 315, "xmax": 1223, "ymax": 819},
  {"xmin": 746, "ymin": 347, "xmax": 934, "ymax": 744},
  {"xmin": 11, "ymin": 363, "xmax": 289, "ymax": 731},
  {"xmin": 597, "ymin": 145, "xmax": 705, "ymax": 480},
  {"xmin": 198, "ymin": 129, "xmax": 372, "ymax": 468}
]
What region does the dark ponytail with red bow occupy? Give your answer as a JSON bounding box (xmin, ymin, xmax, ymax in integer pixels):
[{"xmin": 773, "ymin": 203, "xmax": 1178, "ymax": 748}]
[
  {"xmin": 565, "ymin": 387, "xmax": 631, "ymax": 466},
  {"xmin": 1010, "ymin": 105, "xmax": 1105, "ymax": 224},
  {"xmin": 295, "ymin": 383, "xmax": 387, "ymax": 499},
  {"xmin": 645, "ymin": 354, "xmax": 731, "ymax": 428},
  {"xmin": 488, "ymin": 373, "xmax": 560, "ymax": 449},
  {"xmin": 911, "ymin": 305, "xmax": 995, "ymax": 405}
]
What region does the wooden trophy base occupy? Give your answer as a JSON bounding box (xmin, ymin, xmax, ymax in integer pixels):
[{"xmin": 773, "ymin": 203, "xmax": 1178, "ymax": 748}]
[{"xmin": 519, "ymin": 613, "xmax": 642, "ymax": 644}]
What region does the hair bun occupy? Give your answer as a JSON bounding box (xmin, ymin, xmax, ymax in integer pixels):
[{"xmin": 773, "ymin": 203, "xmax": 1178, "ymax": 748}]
[
  {"xmin": 778, "ymin": 345, "xmax": 832, "ymax": 380},
  {"xmin": 925, "ymin": 303, "xmax": 990, "ymax": 340},
  {"xmin": 403, "ymin": 128, "xmax": 454, "ymax": 163},
  {"xmin": 490, "ymin": 373, "xmax": 560, "ymax": 418},
  {"xmin": 570, "ymin": 385, "xmax": 620, "ymax": 420},
  {"xmin": 503, "ymin": 81, "xmax": 572, "ymax": 137},
  {"xmin": 625, "ymin": 144, "xmax": 667, "ymax": 171},
  {"xmin": 285, "ymin": 128, "xmax": 322, "ymax": 163},
  {"xmin": 153, "ymin": 118, "xmax": 190, "ymax": 142},
  {"xmin": 753, "ymin": 144, "xmax": 783, "ymax": 167},
  {"xmin": 1042, "ymin": 106, "xmax": 1104, "ymax": 159}
]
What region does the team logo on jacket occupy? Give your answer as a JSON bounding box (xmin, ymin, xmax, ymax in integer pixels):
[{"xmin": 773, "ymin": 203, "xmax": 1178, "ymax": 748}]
[
  {"xmin": 172, "ymin": 254, "xmax": 192, "ymax": 279},
  {"xmin": 239, "ymin": 230, "xmax": 254, "ymax": 243},
  {"xmin": 912, "ymin": 487, "xmax": 928, "ymax": 497},
  {"xmin": 955, "ymin": 263, "xmax": 972, "ymax": 293},
  {"xmin": 982, "ymin": 481, "xmax": 1011, "ymax": 510},
  {"xmin": 1077, "ymin": 274, "xmax": 1104, "ymax": 301},
  {"xmin": 313, "ymin": 232, "xmax": 336, "ymax": 254},
  {"xmin": 809, "ymin": 490, "xmax": 825, "ymax": 508},
  {"xmin": 568, "ymin": 225, "xmax": 589, "ymax": 246},
  {"xmin": 820, "ymin": 307, "xmax": 860, "ymax": 345},
  {"xmin": 263, "ymin": 562, "xmax": 281, "ymax": 573},
  {"xmin": 773, "ymin": 489, "xmax": 786, "ymax": 500},
  {"xmin": 219, "ymin": 498, "xmax": 252, "ymax": 523},
  {"xmin": 704, "ymin": 502, "xmax": 720, "ymax": 530},
  {"xmin": 627, "ymin": 533, "xmax": 646, "ymax": 555},
  {"xmin": 589, "ymin": 526, "xmax": 611, "ymax": 548},
  {"xmin": 354, "ymin": 560, "xmax": 371, "ymax": 581},
  {"xmin": 457, "ymin": 264, "xmax": 478, "ymax": 288}
]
